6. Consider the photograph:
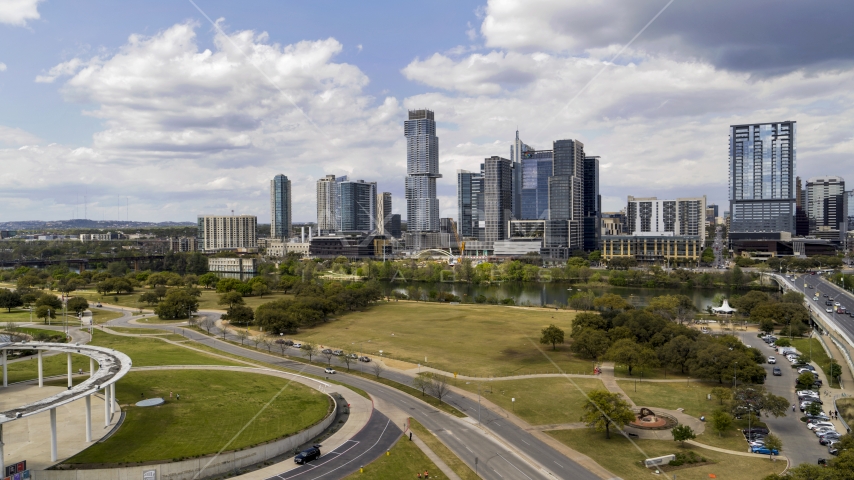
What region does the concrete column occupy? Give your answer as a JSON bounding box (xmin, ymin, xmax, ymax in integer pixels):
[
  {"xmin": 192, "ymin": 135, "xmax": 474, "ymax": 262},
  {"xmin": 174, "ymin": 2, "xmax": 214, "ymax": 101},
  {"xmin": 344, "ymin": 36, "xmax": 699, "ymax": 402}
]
[
  {"xmin": 109, "ymin": 383, "xmax": 115, "ymax": 418},
  {"xmin": 50, "ymin": 407, "xmax": 57, "ymax": 461},
  {"xmin": 38, "ymin": 350, "xmax": 43, "ymax": 388},
  {"xmin": 104, "ymin": 387, "xmax": 110, "ymax": 427},
  {"xmin": 2, "ymin": 349, "xmax": 6, "ymax": 387},
  {"xmin": 90, "ymin": 357, "xmax": 95, "ymax": 377},
  {"xmin": 85, "ymin": 394, "xmax": 92, "ymax": 442},
  {"xmin": 67, "ymin": 352, "xmax": 73, "ymax": 388},
  {"xmin": 0, "ymin": 423, "xmax": 5, "ymax": 473}
]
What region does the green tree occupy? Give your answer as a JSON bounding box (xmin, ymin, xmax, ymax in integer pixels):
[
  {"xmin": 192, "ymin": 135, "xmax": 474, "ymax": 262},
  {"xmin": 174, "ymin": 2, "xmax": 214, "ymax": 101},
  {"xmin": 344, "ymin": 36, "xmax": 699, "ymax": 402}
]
[
  {"xmin": 763, "ymin": 433, "xmax": 782, "ymax": 457},
  {"xmin": 198, "ymin": 272, "xmax": 219, "ymax": 289},
  {"xmin": 797, "ymin": 371, "xmax": 816, "ymax": 390},
  {"xmin": 35, "ymin": 293, "xmax": 62, "ymax": 310},
  {"xmin": 711, "ymin": 387, "xmax": 731, "ymax": 405},
  {"xmin": 710, "ymin": 409, "xmax": 733, "ymax": 437},
  {"xmin": 223, "ymin": 304, "xmax": 254, "ymax": 326},
  {"xmin": 580, "ymin": 390, "xmax": 636, "ymax": 439},
  {"xmin": 0, "ymin": 289, "xmax": 23, "ymax": 312},
  {"xmin": 252, "ymin": 282, "xmax": 270, "ymax": 298},
  {"xmin": 66, "ymin": 297, "xmax": 89, "ymax": 315},
  {"xmin": 594, "ymin": 293, "xmax": 629, "ymax": 311},
  {"xmin": 658, "ymin": 335, "xmax": 694, "ymax": 373},
  {"xmin": 218, "ymin": 291, "xmax": 245, "ymax": 309},
  {"xmin": 671, "ymin": 424, "xmax": 696, "ymax": 447},
  {"xmin": 35, "ymin": 305, "xmax": 56, "ymax": 323},
  {"xmin": 540, "ymin": 324, "xmax": 565, "ymax": 350},
  {"xmin": 139, "ymin": 292, "xmax": 159, "ymax": 305},
  {"xmin": 153, "ymin": 285, "xmax": 168, "ymax": 300},
  {"xmin": 153, "ymin": 289, "xmax": 199, "ymax": 320},
  {"xmin": 805, "ymin": 401, "xmax": 823, "ymax": 416},
  {"xmin": 569, "ymin": 329, "xmax": 610, "ymax": 360},
  {"xmin": 606, "ymin": 338, "xmax": 656, "ymax": 376},
  {"xmin": 302, "ymin": 343, "xmax": 318, "ymax": 362},
  {"xmin": 758, "ymin": 317, "xmax": 775, "ymax": 335}
]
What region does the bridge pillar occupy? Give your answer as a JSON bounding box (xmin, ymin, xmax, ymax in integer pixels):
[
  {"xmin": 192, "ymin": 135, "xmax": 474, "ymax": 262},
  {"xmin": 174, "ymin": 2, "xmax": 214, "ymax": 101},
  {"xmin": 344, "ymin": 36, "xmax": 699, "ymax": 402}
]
[
  {"xmin": 85, "ymin": 394, "xmax": 92, "ymax": 442},
  {"xmin": 110, "ymin": 383, "xmax": 116, "ymax": 418},
  {"xmin": 38, "ymin": 350, "xmax": 43, "ymax": 387},
  {"xmin": 50, "ymin": 407, "xmax": 57, "ymax": 461},
  {"xmin": 104, "ymin": 386, "xmax": 110, "ymax": 427},
  {"xmin": 2, "ymin": 349, "xmax": 6, "ymax": 387},
  {"xmin": 90, "ymin": 357, "xmax": 95, "ymax": 377},
  {"xmin": 67, "ymin": 352, "xmax": 73, "ymax": 388},
  {"xmin": 0, "ymin": 424, "xmax": 4, "ymax": 473}
]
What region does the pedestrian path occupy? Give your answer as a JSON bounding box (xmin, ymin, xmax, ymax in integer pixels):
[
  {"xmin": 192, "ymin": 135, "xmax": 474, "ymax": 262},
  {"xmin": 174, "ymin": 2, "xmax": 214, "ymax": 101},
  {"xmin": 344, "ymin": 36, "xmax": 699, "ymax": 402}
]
[{"xmin": 410, "ymin": 432, "xmax": 463, "ymax": 480}]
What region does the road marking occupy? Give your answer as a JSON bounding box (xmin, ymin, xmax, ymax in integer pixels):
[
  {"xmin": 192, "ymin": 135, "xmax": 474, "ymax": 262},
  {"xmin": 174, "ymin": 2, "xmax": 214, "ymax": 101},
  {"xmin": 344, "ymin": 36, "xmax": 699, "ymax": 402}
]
[
  {"xmin": 554, "ymin": 460, "xmax": 563, "ymax": 468},
  {"xmin": 521, "ymin": 439, "xmax": 530, "ymax": 446},
  {"xmin": 492, "ymin": 468, "xmax": 503, "ymax": 478},
  {"xmin": 496, "ymin": 453, "xmax": 533, "ymax": 480},
  {"xmin": 465, "ymin": 445, "xmax": 473, "ymax": 453},
  {"xmin": 494, "ymin": 422, "xmax": 502, "ymax": 427}
]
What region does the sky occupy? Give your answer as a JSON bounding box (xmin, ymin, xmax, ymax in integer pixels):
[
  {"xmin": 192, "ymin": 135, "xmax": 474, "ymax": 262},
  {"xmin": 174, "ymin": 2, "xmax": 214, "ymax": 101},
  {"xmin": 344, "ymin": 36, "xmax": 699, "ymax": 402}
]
[{"xmin": 1, "ymin": 0, "xmax": 853, "ymax": 223}]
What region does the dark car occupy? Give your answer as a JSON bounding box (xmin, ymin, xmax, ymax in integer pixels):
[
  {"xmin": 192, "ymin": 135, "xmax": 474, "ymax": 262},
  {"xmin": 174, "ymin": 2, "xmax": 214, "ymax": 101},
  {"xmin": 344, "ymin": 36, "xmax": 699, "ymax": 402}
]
[
  {"xmin": 294, "ymin": 445, "xmax": 321, "ymax": 464},
  {"xmin": 743, "ymin": 427, "xmax": 770, "ymax": 436},
  {"xmin": 773, "ymin": 367, "xmax": 782, "ymax": 376}
]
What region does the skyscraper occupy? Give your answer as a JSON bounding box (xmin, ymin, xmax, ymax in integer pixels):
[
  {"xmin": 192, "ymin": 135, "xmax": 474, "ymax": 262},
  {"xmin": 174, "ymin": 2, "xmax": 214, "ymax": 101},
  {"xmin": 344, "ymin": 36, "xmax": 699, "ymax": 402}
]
[
  {"xmin": 197, "ymin": 215, "xmax": 257, "ymax": 252},
  {"xmin": 376, "ymin": 192, "xmax": 392, "ymax": 235},
  {"xmin": 729, "ymin": 121, "xmax": 796, "ymax": 238},
  {"xmin": 338, "ymin": 179, "xmax": 377, "ymax": 232},
  {"xmin": 457, "ymin": 170, "xmax": 478, "ymax": 238},
  {"xmin": 521, "ymin": 150, "xmax": 553, "ymax": 220},
  {"xmin": 546, "ymin": 139, "xmax": 584, "ymax": 251},
  {"xmin": 806, "ymin": 176, "xmax": 845, "ymax": 230},
  {"xmin": 483, "ymin": 156, "xmax": 513, "ymax": 243},
  {"xmin": 510, "ymin": 130, "xmax": 532, "ymax": 220},
  {"xmin": 405, "ymin": 110, "xmax": 441, "ymax": 232},
  {"xmin": 583, "ymin": 156, "xmax": 601, "ymax": 251},
  {"xmin": 270, "ymin": 174, "xmax": 292, "ymax": 240},
  {"xmin": 795, "ymin": 176, "xmax": 809, "ymax": 236}
]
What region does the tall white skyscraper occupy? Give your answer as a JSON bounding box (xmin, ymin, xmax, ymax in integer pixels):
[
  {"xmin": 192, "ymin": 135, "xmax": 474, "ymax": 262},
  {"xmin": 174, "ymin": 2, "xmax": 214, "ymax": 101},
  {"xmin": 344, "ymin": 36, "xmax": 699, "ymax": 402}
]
[
  {"xmin": 270, "ymin": 174, "xmax": 292, "ymax": 241},
  {"xmin": 405, "ymin": 109, "xmax": 441, "ymax": 232}
]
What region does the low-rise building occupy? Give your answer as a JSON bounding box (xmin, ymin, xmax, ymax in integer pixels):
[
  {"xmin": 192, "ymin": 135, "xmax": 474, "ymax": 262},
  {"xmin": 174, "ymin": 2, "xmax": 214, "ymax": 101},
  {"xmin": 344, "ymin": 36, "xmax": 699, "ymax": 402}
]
[
  {"xmin": 168, "ymin": 236, "xmax": 198, "ymax": 252},
  {"xmin": 601, "ymin": 235, "xmax": 704, "ymax": 264},
  {"xmin": 493, "ymin": 239, "xmax": 543, "ymax": 256},
  {"xmin": 208, "ymin": 257, "xmax": 257, "ymax": 278},
  {"xmin": 309, "ymin": 234, "xmax": 390, "ymax": 259}
]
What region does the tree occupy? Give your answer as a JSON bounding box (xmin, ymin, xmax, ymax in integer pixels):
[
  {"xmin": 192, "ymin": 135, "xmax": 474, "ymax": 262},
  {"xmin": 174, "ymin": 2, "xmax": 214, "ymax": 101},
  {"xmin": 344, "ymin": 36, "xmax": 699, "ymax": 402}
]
[
  {"xmin": 261, "ymin": 338, "xmax": 273, "ymax": 353},
  {"xmin": 594, "ymin": 293, "xmax": 629, "ymax": 311},
  {"xmin": 658, "ymin": 335, "xmax": 695, "ymax": 373},
  {"xmin": 774, "ymin": 338, "xmax": 791, "ymax": 347},
  {"xmin": 153, "ymin": 289, "xmax": 199, "ymax": 320},
  {"xmin": 35, "ymin": 293, "xmax": 62, "ymax": 311},
  {"xmin": 236, "ymin": 328, "xmax": 250, "ymax": 345},
  {"xmin": 412, "ymin": 375, "xmax": 431, "ymax": 396},
  {"xmin": 200, "ymin": 317, "xmax": 215, "ymax": 334},
  {"xmin": 251, "ymin": 333, "xmax": 263, "ymax": 350},
  {"xmin": 763, "ymin": 433, "xmax": 782, "ymax": 457},
  {"xmin": 276, "ymin": 339, "xmax": 288, "ymax": 356},
  {"xmin": 711, "ymin": 387, "xmax": 731, "ymax": 405},
  {"xmin": 540, "ymin": 324, "xmax": 565, "ymax": 350},
  {"xmin": 371, "ymin": 361, "xmax": 386, "ymax": 379},
  {"xmin": 218, "ymin": 291, "xmax": 245, "ymax": 309},
  {"xmin": 570, "ymin": 329, "xmax": 610, "ymax": 360},
  {"xmin": 606, "ymin": 338, "xmax": 657, "ymax": 376},
  {"xmin": 139, "ymin": 292, "xmax": 159, "ymax": 306},
  {"xmin": 805, "ymin": 401, "xmax": 823, "ymax": 417},
  {"xmin": 710, "ymin": 409, "xmax": 733, "ymax": 437},
  {"xmin": 341, "ymin": 352, "xmax": 353, "ymax": 371},
  {"xmin": 758, "ymin": 318, "xmax": 775, "ymax": 335},
  {"xmin": 580, "ymin": 390, "xmax": 636, "ymax": 439},
  {"xmin": 302, "ymin": 343, "xmax": 318, "ymax": 362},
  {"xmin": 66, "ymin": 297, "xmax": 89, "ymax": 315},
  {"xmin": 671, "ymin": 424, "xmax": 696, "ymax": 447},
  {"xmin": 323, "ymin": 349, "xmax": 334, "ymax": 365},
  {"xmin": 797, "ymin": 371, "xmax": 816, "ymax": 390},
  {"xmin": 35, "ymin": 305, "xmax": 55, "ymax": 323},
  {"xmin": 252, "ymin": 283, "xmax": 270, "ymax": 298},
  {"xmin": 222, "ymin": 304, "xmax": 254, "ymax": 326},
  {"xmin": 429, "ymin": 374, "xmax": 450, "ymax": 403},
  {"xmin": 0, "ymin": 289, "xmax": 23, "ymax": 312},
  {"xmin": 732, "ymin": 385, "xmax": 788, "ymax": 420},
  {"xmin": 198, "ymin": 273, "xmax": 219, "ymax": 289}
]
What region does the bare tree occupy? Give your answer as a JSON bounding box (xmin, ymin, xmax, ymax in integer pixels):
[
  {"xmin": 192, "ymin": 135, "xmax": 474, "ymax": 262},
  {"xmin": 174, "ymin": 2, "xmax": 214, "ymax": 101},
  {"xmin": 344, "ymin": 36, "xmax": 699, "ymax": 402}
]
[
  {"xmin": 277, "ymin": 340, "xmax": 288, "ymax": 356},
  {"xmin": 200, "ymin": 318, "xmax": 215, "ymax": 335},
  {"xmin": 236, "ymin": 329, "xmax": 250, "ymax": 345},
  {"xmin": 371, "ymin": 361, "xmax": 386, "ymax": 379},
  {"xmin": 323, "ymin": 350, "xmax": 335, "ymax": 365},
  {"xmin": 429, "ymin": 374, "xmax": 450, "ymax": 403},
  {"xmin": 251, "ymin": 334, "xmax": 263, "ymax": 350},
  {"xmin": 302, "ymin": 343, "xmax": 318, "ymax": 362},
  {"xmin": 219, "ymin": 323, "xmax": 229, "ymax": 339},
  {"xmin": 412, "ymin": 375, "xmax": 432, "ymax": 396},
  {"xmin": 261, "ymin": 338, "xmax": 273, "ymax": 353},
  {"xmin": 341, "ymin": 352, "xmax": 353, "ymax": 371}
]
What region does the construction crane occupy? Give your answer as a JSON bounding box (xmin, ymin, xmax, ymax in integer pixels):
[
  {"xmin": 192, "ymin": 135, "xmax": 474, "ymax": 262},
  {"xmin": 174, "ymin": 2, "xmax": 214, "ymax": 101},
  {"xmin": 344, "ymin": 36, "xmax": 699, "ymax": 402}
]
[{"xmin": 450, "ymin": 221, "xmax": 465, "ymax": 265}]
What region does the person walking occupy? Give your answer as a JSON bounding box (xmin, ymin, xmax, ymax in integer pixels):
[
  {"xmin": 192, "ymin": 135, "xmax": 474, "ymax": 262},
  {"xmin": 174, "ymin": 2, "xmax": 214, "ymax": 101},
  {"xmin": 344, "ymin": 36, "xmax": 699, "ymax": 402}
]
[
  {"xmin": 177, "ymin": 393, "xmax": 180, "ymax": 401},
  {"xmin": 792, "ymin": 404, "xmax": 796, "ymax": 412}
]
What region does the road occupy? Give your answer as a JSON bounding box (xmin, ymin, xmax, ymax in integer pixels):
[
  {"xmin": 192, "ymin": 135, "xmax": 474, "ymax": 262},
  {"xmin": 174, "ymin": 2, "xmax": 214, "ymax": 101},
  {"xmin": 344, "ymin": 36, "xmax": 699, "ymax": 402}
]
[
  {"xmin": 104, "ymin": 309, "xmax": 603, "ymax": 480},
  {"xmin": 789, "ymin": 274, "xmax": 854, "ymax": 345}
]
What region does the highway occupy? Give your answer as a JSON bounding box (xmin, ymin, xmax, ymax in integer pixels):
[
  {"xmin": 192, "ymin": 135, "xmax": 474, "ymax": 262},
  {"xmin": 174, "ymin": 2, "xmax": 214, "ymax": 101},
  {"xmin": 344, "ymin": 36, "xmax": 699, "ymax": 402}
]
[
  {"xmin": 786, "ymin": 274, "xmax": 854, "ymax": 346},
  {"xmin": 104, "ymin": 309, "xmax": 605, "ymax": 480}
]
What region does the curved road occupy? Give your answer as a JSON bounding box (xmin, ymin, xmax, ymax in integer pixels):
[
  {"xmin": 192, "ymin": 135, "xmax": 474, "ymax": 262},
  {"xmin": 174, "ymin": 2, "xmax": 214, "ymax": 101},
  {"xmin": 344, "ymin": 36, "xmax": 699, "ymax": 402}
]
[{"xmin": 103, "ymin": 308, "xmax": 606, "ymax": 480}]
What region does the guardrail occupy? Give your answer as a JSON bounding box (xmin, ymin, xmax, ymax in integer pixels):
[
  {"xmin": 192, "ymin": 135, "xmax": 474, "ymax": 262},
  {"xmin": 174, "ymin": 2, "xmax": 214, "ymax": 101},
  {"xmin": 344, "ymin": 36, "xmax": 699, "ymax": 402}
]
[{"xmin": 833, "ymin": 395, "xmax": 852, "ymax": 434}]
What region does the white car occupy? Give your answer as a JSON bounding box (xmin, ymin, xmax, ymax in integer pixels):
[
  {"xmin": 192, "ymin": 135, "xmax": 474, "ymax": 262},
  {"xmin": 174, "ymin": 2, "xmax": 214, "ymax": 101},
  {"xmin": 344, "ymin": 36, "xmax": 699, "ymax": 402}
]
[
  {"xmin": 835, "ymin": 302, "xmax": 841, "ymax": 306},
  {"xmin": 293, "ymin": 343, "xmax": 303, "ymax": 349},
  {"xmin": 798, "ymin": 367, "xmax": 816, "ymax": 375},
  {"xmin": 797, "ymin": 390, "xmax": 819, "ymax": 397},
  {"xmin": 324, "ymin": 367, "xmax": 336, "ymax": 374},
  {"xmin": 826, "ymin": 308, "xmax": 833, "ymax": 313},
  {"xmin": 814, "ymin": 427, "xmax": 837, "ymax": 437},
  {"xmin": 768, "ymin": 356, "xmax": 776, "ymax": 364},
  {"xmin": 808, "ymin": 421, "xmax": 834, "ymax": 431}
]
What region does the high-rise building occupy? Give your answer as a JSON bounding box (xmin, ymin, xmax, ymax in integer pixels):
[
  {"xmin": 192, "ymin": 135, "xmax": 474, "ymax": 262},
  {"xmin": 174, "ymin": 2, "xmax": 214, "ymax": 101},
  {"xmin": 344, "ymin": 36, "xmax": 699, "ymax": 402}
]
[
  {"xmin": 806, "ymin": 176, "xmax": 845, "ymax": 230},
  {"xmin": 197, "ymin": 215, "xmax": 258, "ymax": 252},
  {"xmin": 338, "ymin": 179, "xmax": 377, "ymax": 232},
  {"xmin": 316, "ymin": 175, "xmax": 340, "ymax": 233},
  {"xmin": 795, "ymin": 176, "xmax": 809, "ymax": 236},
  {"xmin": 457, "ymin": 169, "xmax": 485, "ymax": 239},
  {"xmin": 625, "ymin": 196, "xmax": 707, "ymax": 239},
  {"xmin": 389, "ymin": 214, "xmax": 402, "ymax": 238},
  {"xmin": 510, "ymin": 130, "xmax": 533, "ymax": 220},
  {"xmin": 583, "ymin": 156, "xmax": 601, "ymax": 251},
  {"xmin": 729, "ymin": 121, "xmax": 796, "ymax": 238},
  {"xmin": 483, "ymin": 156, "xmax": 513, "ymax": 243},
  {"xmin": 439, "ymin": 217, "xmax": 455, "ymax": 234},
  {"xmin": 546, "ymin": 139, "xmax": 584, "ymax": 251},
  {"xmin": 848, "ymin": 191, "xmax": 854, "ymax": 231},
  {"xmin": 405, "ymin": 110, "xmax": 441, "ymax": 232},
  {"xmin": 376, "ymin": 192, "xmax": 392, "ymax": 235},
  {"xmin": 521, "ymin": 150, "xmax": 553, "ymax": 220},
  {"xmin": 270, "ymin": 174, "xmax": 292, "ymax": 240}
]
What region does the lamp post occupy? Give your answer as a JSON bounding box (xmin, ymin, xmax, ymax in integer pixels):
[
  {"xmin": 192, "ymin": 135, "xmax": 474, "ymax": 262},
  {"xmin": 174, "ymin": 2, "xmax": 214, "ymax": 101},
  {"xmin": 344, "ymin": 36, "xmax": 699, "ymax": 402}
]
[{"xmin": 733, "ymin": 362, "xmax": 738, "ymax": 389}]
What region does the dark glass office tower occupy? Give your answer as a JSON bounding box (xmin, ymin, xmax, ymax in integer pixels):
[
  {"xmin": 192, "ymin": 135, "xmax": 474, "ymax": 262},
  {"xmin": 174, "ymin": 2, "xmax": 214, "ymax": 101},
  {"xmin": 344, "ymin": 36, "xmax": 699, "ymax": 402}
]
[
  {"xmin": 583, "ymin": 156, "xmax": 600, "ymax": 251},
  {"xmin": 405, "ymin": 110, "xmax": 442, "ymax": 232},
  {"xmin": 548, "ymin": 139, "xmax": 584, "ymax": 251},
  {"xmin": 483, "ymin": 156, "xmax": 513, "ymax": 243},
  {"xmin": 270, "ymin": 174, "xmax": 292, "ymax": 240},
  {"xmin": 729, "ymin": 121, "xmax": 796, "ymax": 237},
  {"xmin": 521, "ymin": 150, "xmax": 553, "ymax": 220},
  {"xmin": 338, "ymin": 179, "xmax": 377, "ymax": 232}
]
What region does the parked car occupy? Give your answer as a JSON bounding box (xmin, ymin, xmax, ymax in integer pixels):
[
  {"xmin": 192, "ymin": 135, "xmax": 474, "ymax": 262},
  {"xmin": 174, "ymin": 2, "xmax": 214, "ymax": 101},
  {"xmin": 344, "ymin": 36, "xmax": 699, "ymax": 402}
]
[
  {"xmin": 814, "ymin": 427, "xmax": 837, "ymax": 437},
  {"xmin": 772, "ymin": 367, "xmax": 782, "ymax": 376},
  {"xmin": 743, "ymin": 427, "xmax": 770, "ymax": 436},
  {"xmin": 283, "ymin": 340, "xmax": 294, "ymax": 346},
  {"xmin": 332, "ymin": 350, "xmax": 343, "ymax": 356},
  {"xmin": 293, "ymin": 343, "xmax": 303, "ymax": 349},
  {"xmin": 321, "ymin": 348, "xmax": 333, "ymax": 354},
  {"xmin": 798, "ymin": 367, "xmax": 816, "ymax": 375},
  {"xmin": 849, "ymin": 312, "xmax": 854, "ymax": 318},
  {"xmin": 324, "ymin": 367, "xmax": 336, "ymax": 374},
  {"xmin": 768, "ymin": 356, "xmax": 776, "ymax": 364},
  {"xmin": 820, "ymin": 434, "xmax": 842, "ymax": 445},
  {"xmin": 752, "ymin": 446, "xmax": 780, "ymax": 455},
  {"xmin": 807, "ymin": 421, "xmax": 834, "ymax": 431},
  {"xmin": 828, "ymin": 444, "xmax": 839, "ymax": 455},
  {"xmin": 797, "ymin": 390, "xmax": 820, "ymax": 398},
  {"xmin": 347, "ymin": 353, "xmax": 359, "ymax": 359},
  {"xmin": 294, "ymin": 445, "xmax": 321, "ymax": 464},
  {"xmin": 359, "ymin": 356, "xmax": 371, "ymax": 362}
]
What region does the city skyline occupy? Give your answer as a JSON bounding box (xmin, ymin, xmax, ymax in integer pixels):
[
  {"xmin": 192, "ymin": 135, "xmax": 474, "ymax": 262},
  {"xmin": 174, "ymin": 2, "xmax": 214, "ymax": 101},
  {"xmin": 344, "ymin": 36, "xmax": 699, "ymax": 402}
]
[{"xmin": 3, "ymin": 1, "xmax": 854, "ymax": 223}]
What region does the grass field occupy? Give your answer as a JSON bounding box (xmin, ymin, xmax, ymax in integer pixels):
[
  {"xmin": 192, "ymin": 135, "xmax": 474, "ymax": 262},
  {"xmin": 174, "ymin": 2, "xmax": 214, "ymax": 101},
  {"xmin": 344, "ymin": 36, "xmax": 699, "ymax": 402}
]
[
  {"xmin": 0, "ymin": 309, "xmax": 38, "ymax": 322},
  {"xmin": 11, "ymin": 327, "xmax": 67, "ymax": 341},
  {"xmin": 3, "ymin": 352, "xmax": 90, "ymax": 384},
  {"xmin": 0, "ymin": 306, "xmax": 122, "ymax": 326},
  {"xmin": 618, "ymin": 380, "xmax": 721, "ymax": 418},
  {"xmin": 837, "ymin": 398, "xmax": 854, "ymax": 427},
  {"xmin": 294, "ymin": 302, "xmax": 586, "ymax": 377},
  {"xmin": 694, "ymin": 417, "xmax": 766, "ymax": 452},
  {"xmin": 106, "ymin": 326, "xmax": 174, "ymax": 335},
  {"xmin": 456, "ymin": 377, "xmax": 605, "ymax": 426},
  {"xmin": 64, "ymin": 370, "xmax": 332, "ymax": 464},
  {"xmin": 547, "ymin": 429, "xmax": 786, "ymax": 480},
  {"xmin": 88, "ymin": 329, "xmax": 241, "ymax": 368},
  {"xmin": 408, "ymin": 418, "xmax": 480, "ymax": 480},
  {"xmin": 342, "ymin": 434, "xmax": 443, "ymax": 480}
]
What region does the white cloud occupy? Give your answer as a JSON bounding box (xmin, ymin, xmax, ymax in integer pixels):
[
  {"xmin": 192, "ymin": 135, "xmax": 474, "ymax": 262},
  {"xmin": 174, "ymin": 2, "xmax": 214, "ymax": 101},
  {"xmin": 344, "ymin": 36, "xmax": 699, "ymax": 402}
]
[
  {"xmin": 0, "ymin": 125, "xmax": 41, "ymax": 146},
  {"xmin": 0, "ymin": 0, "xmax": 43, "ymax": 26},
  {"xmin": 35, "ymin": 58, "xmax": 86, "ymax": 83},
  {"xmin": 0, "ymin": 63, "xmax": 6, "ymax": 71}
]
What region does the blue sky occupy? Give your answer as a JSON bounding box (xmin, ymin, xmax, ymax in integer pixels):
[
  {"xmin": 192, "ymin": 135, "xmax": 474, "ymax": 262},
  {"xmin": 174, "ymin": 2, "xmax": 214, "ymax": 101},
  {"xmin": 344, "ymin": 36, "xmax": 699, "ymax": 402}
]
[{"xmin": 2, "ymin": 0, "xmax": 853, "ymax": 223}]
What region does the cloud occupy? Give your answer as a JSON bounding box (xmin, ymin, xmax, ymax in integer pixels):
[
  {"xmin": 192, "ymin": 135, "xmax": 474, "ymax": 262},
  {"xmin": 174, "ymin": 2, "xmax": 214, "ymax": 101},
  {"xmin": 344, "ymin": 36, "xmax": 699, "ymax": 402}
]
[
  {"xmin": 0, "ymin": 0, "xmax": 43, "ymax": 26},
  {"xmin": 35, "ymin": 58, "xmax": 85, "ymax": 83},
  {"xmin": 0, "ymin": 63, "xmax": 6, "ymax": 71},
  {"xmin": 0, "ymin": 126, "xmax": 42, "ymax": 146}
]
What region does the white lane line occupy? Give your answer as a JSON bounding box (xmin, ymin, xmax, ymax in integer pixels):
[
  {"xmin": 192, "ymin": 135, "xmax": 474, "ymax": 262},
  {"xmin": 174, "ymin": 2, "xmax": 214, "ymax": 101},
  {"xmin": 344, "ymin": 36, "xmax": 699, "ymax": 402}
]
[
  {"xmin": 521, "ymin": 439, "xmax": 531, "ymax": 446},
  {"xmin": 496, "ymin": 453, "xmax": 533, "ymax": 480},
  {"xmin": 554, "ymin": 460, "xmax": 564, "ymax": 468},
  {"xmin": 492, "ymin": 468, "xmax": 503, "ymax": 478},
  {"xmin": 464, "ymin": 445, "xmax": 473, "ymax": 453}
]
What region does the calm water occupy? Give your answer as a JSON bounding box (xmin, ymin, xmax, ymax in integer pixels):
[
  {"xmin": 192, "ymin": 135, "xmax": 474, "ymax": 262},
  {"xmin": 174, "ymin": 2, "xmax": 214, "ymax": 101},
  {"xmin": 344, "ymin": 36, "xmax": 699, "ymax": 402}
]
[{"xmin": 378, "ymin": 281, "xmax": 733, "ymax": 310}]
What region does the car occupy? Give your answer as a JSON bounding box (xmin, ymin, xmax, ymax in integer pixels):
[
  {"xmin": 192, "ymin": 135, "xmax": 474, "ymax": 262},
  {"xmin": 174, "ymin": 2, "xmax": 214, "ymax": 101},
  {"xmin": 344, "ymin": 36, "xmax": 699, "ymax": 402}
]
[
  {"xmin": 772, "ymin": 367, "xmax": 782, "ymax": 376},
  {"xmin": 824, "ymin": 294, "xmax": 829, "ymax": 297},
  {"xmin": 347, "ymin": 353, "xmax": 359, "ymax": 359},
  {"xmin": 332, "ymin": 350, "xmax": 343, "ymax": 356},
  {"xmin": 294, "ymin": 445, "xmax": 321, "ymax": 464},
  {"xmin": 283, "ymin": 340, "xmax": 295, "ymax": 346},
  {"xmin": 798, "ymin": 367, "xmax": 816, "ymax": 375},
  {"xmin": 850, "ymin": 312, "xmax": 854, "ymax": 318},
  {"xmin": 835, "ymin": 302, "xmax": 841, "ymax": 306},
  {"xmin": 828, "ymin": 444, "xmax": 839, "ymax": 455},
  {"xmin": 293, "ymin": 343, "xmax": 303, "ymax": 349},
  {"xmin": 814, "ymin": 427, "xmax": 837, "ymax": 437},
  {"xmin": 826, "ymin": 308, "xmax": 833, "ymax": 313},
  {"xmin": 808, "ymin": 421, "xmax": 834, "ymax": 431},
  {"xmin": 751, "ymin": 446, "xmax": 780, "ymax": 455},
  {"xmin": 358, "ymin": 356, "xmax": 371, "ymax": 362},
  {"xmin": 797, "ymin": 390, "xmax": 819, "ymax": 396},
  {"xmin": 95, "ymin": 303, "xmax": 102, "ymax": 307},
  {"xmin": 321, "ymin": 348, "xmax": 333, "ymax": 354},
  {"xmin": 799, "ymin": 396, "xmax": 822, "ymax": 405},
  {"xmin": 825, "ymin": 300, "xmax": 833, "ymax": 306},
  {"xmin": 768, "ymin": 356, "xmax": 776, "ymax": 364},
  {"xmin": 809, "ymin": 285, "xmax": 814, "ymax": 289},
  {"xmin": 324, "ymin": 367, "xmax": 336, "ymax": 374},
  {"xmin": 743, "ymin": 427, "xmax": 770, "ymax": 436},
  {"xmin": 820, "ymin": 434, "xmax": 842, "ymax": 445}
]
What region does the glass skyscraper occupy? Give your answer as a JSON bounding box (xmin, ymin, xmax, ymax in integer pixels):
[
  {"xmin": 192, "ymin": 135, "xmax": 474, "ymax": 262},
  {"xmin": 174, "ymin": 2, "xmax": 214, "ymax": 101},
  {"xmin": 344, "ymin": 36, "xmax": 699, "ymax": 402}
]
[
  {"xmin": 405, "ymin": 110, "xmax": 441, "ymax": 232},
  {"xmin": 521, "ymin": 151, "xmax": 553, "ymax": 220},
  {"xmin": 583, "ymin": 156, "xmax": 600, "ymax": 251},
  {"xmin": 483, "ymin": 156, "xmax": 513, "ymax": 243},
  {"xmin": 270, "ymin": 174, "xmax": 292, "ymax": 240},
  {"xmin": 729, "ymin": 121, "xmax": 796, "ymax": 236},
  {"xmin": 338, "ymin": 179, "xmax": 377, "ymax": 232}
]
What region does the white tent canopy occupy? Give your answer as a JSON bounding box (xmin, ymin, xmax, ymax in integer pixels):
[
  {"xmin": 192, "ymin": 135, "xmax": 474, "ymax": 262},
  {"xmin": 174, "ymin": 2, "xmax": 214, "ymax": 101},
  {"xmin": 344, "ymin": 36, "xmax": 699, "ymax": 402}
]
[{"xmin": 712, "ymin": 299, "xmax": 736, "ymax": 314}]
